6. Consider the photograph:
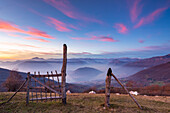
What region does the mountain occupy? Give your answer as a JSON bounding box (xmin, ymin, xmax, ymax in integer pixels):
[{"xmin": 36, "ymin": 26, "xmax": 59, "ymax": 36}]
[
  {"xmin": 109, "ymin": 58, "xmax": 139, "ymax": 65},
  {"xmin": 125, "ymin": 54, "xmax": 170, "ymax": 68},
  {"xmin": 32, "ymin": 57, "xmax": 45, "ymax": 60},
  {"xmin": 15, "ymin": 60, "xmax": 53, "ymax": 72},
  {"xmin": 71, "ymin": 67, "xmax": 103, "ymax": 82},
  {"xmin": 126, "ymin": 62, "xmax": 170, "ymax": 86}
]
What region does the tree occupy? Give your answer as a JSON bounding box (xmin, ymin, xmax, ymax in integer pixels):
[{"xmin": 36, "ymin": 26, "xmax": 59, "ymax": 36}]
[{"xmin": 3, "ymin": 70, "xmax": 23, "ymax": 91}]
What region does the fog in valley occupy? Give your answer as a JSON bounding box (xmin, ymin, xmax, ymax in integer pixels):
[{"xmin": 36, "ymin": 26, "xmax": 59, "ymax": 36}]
[{"xmin": 0, "ymin": 58, "xmax": 144, "ymax": 83}]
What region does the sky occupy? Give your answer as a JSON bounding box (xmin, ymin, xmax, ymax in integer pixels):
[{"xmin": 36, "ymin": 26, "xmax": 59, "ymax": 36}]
[{"xmin": 0, "ymin": 0, "xmax": 170, "ymax": 60}]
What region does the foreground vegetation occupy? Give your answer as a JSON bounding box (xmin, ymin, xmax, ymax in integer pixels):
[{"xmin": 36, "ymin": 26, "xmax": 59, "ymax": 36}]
[{"xmin": 0, "ymin": 92, "xmax": 170, "ymax": 113}]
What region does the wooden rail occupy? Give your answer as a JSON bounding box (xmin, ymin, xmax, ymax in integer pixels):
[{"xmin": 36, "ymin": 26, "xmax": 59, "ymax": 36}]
[
  {"xmin": 31, "ymin": 73, "xmax": 61, "ymax": 77},
  {"xmin": 111, "ymin": 72, "xmax": 142, "ymax": 109},
  {"xmin": 30, "ymin": 96, "xmax": 61, "ymax": 101},
  {"xmin": 30, "ymin": 76, "xmax": 61, "ymax": 94}
]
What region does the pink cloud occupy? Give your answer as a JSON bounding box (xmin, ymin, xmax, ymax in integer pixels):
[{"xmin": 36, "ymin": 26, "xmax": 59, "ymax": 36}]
[
  {"xmin": 8, "ymin": 34, "xmax": 22, "ymax": 37},
  {"xmin": 0, "ymin": 19, "xmax": 55, "ymax": 39},
  {"xmin": 138, "ymin": 39, "xmax": 145, "ymax": 43},
  {"xmin": 91, "ymin": 36, "xmax": 118, "ymax": 42},
  {"xmin": 0, "ymin": 20, "xmax": 24, "ymax": 33},
  {"xmin": 35, "ymin": 52, "xmax": 61, "ymax": 55},
  {"xmin": 8, "ymin": 34, "xmax": 49, "ymax": 43},
  {"xmin": 43, "ymin": 0, "xmax": 103, "ymax": 24},
  {"xmin": 71, "ymin": 35, "xmax": 118, "ymax": 42},
  {"xmin": 69, "ymin": 52, "xmax": 92, "ymax": 55},
  {"xmin": 71, "ymin": 37, "xmax": 89, "ymax": 40},
  {"xmin": 46, "ymin": 17, "xmax": 71, "ymax": 32},
  {"xmin": 131, "ymin": 45, "xmax": 169, "ymax": 51},
  {"xmin": 134, "ymin": 7, "xmax": 168, "ymax": 28},
  {"xmin": 26, "ymin": 27, "xmax": 55, "ymax": 39},
  {"xmin": 130, "ymin": 0, "xmax": 143, "ymax": 22},
  {"xmin": 68, "ymin": 24, "xmax": 79, "ymax": 30},
  {"xmin": 114, "ymin": 23, "xmax": 128, "ymax": 34},
  {"xmin": 23, "ymin": 37, "xmax": 50, "ymax": 42},
  {"xmin": 29, "ymin": 9, "xmax": 78, "ymax": 32},
  {"xmin": 0, "ymin": 42, "xmax": 41, "ymax": 48}
]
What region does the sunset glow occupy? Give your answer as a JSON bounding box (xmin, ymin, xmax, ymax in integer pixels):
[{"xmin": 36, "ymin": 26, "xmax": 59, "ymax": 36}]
[{"xmin": 0, "ymin": 0, "xmax": 169, "ymax": 60}]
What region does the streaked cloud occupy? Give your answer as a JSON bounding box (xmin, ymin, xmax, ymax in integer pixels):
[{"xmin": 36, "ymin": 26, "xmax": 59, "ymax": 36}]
[
  {"xmin": 46, "ymin": 17, "xmax": 71, "ymax": 32},
  {"xmin": 0, "ymin": 42, "xmax": 41, "ymax": 48},
  {"xmin": 71, "ymin": 37, "xmax": 88, "ymax": 40},
  {"xmin": 91, "ymin": 36, "xmax": 118, "ymax": 42},
  {"xmin": 43, "ymin": 0, "xmax": 103, "ymax": 24},
  {"xmin": 130, "ymin": 0, "xmax": 143, "ymax": 22},
  {"xmin": 8, "ymin": 34, "xmax": 50, "ymax": 43},
  {"xmin": 26, "ymin": 27, "xmax": 55, "ymax": 39},
  {"xmin": 114, "ymin": 23, "xmax": 128, "ymax": 34},
  {"xmin": 23, "ymin": 37, "xmax": 50, "ymax": 42},
  {"xmin": 8, "ymin": 34, "xmax": 22, "ymax": 37},
  {"xmin": 93, "ymin": 44, "xmax": 170, "ymax": 58},
  {"xmin": 29, "ymin": 9, "xmax": 78, "ymax": 32},
  {"xmin": 0, "ymin": 19, "xmax": 24, "ymax": 32},
  {"xmin": 134, "ymin": 7, "xmax": 168, "ymax": 28},
  {"xmin": 68, "ymin": 24, "xmax": 79, "ymax": 30},
  {"xmin": 69, "ymin": 52, "xmax": 92, "ymax": 55},
  {"xmin": 0, "ymin": 19, "xmax": 55, "ymax": 39},
  {"xmin": 131, "ymin": 45, "xmax": 170, "ymax": 51},
  {"xmin": 138, "ymin": 39, "xmax": 145, "ymax": 43},
  {"xmin": 71, "ymin": 35, "xmax": 118, "ymax": 42}
]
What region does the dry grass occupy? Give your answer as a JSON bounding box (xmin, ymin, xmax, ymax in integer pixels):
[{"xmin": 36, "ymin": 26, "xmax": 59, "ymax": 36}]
[{"xmin": 0, "ymin": 92, "xmax": 170, "ymax": 113}]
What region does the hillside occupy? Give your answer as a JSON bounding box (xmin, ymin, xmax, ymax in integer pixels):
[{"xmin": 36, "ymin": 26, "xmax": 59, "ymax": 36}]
[
  {"xmin": 0, "ymin": 68, "xmax": 27, "ymax": 84},
  {"xmin": 125, "ymin": 54, "xmax": 170, "ymax": 68},
  {"xmin": 127, "ymin": 62, "xmax": 170, "ymax": 86}
]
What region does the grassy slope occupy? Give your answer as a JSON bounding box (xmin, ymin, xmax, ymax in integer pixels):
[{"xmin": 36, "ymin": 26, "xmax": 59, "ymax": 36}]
[{"xmin": 0, "ymin": 92, "xmax": 169, "ymax": 113}]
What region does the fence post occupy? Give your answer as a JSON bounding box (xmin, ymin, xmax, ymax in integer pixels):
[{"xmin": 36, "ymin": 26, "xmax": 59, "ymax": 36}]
[
  {"xmin": 26, "ymin": 72, "xmax": 30, "ymax": 105},
  {"xmin": 61, "ymin": 44, "xmax": 67, "ymax": 104},
  {"xmin": 105, "ymin": 68, "xmax": 112, "ymax": 108}
]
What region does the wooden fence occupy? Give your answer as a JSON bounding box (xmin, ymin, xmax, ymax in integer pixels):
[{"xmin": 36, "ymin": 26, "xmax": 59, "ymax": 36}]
[
  {"xmin": 105, "ymin": 68, "xmax": 142, "ymax": 109},
  {"xmin": 2, "ymin": 44, "xmax": 67, "ymax": 105}
]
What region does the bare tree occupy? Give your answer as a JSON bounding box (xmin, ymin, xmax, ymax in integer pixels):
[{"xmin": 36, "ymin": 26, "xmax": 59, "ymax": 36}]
[{"xmin": 3, "ymin": 70, "xmax": 23, "ymax": 91}]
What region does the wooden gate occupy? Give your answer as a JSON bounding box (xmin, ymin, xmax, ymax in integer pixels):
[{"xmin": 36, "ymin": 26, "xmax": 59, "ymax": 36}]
[{"xmin": 26, "ymin": 44, "xmax": 67, "ymax": 104}]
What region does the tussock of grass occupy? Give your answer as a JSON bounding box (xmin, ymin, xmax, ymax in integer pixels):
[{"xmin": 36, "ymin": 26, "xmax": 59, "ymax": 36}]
[{"xmin": 0, "ymin": 92, "xmax": 169, "ymax": 113}]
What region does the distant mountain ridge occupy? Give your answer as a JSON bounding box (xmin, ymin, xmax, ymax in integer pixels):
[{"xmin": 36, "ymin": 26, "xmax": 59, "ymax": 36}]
[
  {"xmin": 109, "ymin": 58, "xmax": 140, "ymax": 65},
  {"xmin": 125, "ymin": 54, "xmax": 170, "ymax": 68}
]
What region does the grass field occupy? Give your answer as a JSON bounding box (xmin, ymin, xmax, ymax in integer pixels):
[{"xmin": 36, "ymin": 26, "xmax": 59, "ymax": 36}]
[{"xmin": 0, "ymin": 92, "xmax": 170, "ymax": 113}]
